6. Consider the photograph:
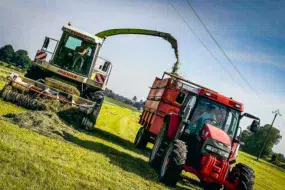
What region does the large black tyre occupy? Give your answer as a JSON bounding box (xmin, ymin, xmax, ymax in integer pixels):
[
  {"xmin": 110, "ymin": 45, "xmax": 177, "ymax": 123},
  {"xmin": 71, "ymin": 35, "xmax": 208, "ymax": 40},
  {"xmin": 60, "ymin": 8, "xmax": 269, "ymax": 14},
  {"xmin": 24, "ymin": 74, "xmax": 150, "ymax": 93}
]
[
  {"xmin": 149, "ymin": 123, "xmax": 167, "ymax": 171},
  {"xmin": 159, "ymin": 139, "xmax": 187, "ymax": 187},
  {"xmin": 201, "ymin": 182, "xmax": 222, "ymax": 190},
  {"xmin": 228, "ymin": 163, "xmax": 255, "ymax": 190},
  {"xmin": 81, "ymin": 91, "xmax": 104, "ymax": 130},
  {"xmin": 24, "ymin": 65, "xmax": 45, "ymax": 80},
  {"xmin": 134, "ymin": 127, "xmax": 150, "ymax": 149}
]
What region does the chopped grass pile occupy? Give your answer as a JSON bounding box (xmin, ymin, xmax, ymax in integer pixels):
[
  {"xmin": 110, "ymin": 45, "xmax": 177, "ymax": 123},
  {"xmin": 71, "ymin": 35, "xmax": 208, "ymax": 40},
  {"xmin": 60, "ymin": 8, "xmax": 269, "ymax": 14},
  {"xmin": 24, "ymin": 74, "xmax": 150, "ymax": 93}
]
[{"xmin": 2, "ymin": 111, "xmax": 77, "ymax": 140}]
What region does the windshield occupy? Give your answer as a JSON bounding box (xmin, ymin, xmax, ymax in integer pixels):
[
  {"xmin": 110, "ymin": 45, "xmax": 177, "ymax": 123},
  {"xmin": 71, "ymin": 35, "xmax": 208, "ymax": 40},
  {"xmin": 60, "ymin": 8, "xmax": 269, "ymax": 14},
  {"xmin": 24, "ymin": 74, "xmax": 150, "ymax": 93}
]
[
  {"xmin": 187, "ymin": 98, "xmax": 240, "ymax": 137},
  {"xmin": 53, "ymin": 34, "xmax": 97, "ymax": 76}
]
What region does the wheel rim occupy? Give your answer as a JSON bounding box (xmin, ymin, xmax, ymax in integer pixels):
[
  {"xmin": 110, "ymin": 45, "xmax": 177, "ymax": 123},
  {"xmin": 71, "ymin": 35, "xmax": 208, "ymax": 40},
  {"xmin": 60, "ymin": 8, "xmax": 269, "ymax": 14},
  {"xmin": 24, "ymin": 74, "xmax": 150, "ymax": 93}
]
[
  {"xmin": 161, "ymin": 145, "xmax": 172, "ymax": 177},
  {"xmin": 150, "ymin": 129, "xmax": 163, "ymax": 161}
]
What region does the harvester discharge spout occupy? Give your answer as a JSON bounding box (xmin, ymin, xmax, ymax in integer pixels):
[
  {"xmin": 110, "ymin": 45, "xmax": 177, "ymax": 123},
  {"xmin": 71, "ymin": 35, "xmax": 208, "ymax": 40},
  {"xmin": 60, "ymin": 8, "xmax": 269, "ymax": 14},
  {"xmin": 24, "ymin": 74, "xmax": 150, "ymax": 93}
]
[{"xmin": 95, "ymin": 28, "xmax": 180, "ymax": 74}]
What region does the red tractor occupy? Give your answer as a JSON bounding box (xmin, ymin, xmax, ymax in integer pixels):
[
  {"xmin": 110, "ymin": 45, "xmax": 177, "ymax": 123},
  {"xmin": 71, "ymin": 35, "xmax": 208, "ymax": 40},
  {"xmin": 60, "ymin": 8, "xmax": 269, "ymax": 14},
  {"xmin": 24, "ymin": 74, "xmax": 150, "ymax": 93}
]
[{"xmin": 134, "ymin": 72, "xmax": 259, "ymax": 189}]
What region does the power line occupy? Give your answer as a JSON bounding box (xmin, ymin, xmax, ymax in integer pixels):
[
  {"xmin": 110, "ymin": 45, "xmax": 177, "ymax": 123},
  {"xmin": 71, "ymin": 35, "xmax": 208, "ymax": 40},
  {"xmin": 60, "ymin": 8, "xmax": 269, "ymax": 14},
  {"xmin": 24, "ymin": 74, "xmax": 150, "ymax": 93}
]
[
  {"xmin": 167, "ymin": 0, "xmax": 245, "ymax": 91},
  {"xmin": 184, "ymin": 0, "xmax": 268, "ymax": 106},
  {"xmin": 257, "ymin": 110, "xmax": 282, "ymax": 160}
]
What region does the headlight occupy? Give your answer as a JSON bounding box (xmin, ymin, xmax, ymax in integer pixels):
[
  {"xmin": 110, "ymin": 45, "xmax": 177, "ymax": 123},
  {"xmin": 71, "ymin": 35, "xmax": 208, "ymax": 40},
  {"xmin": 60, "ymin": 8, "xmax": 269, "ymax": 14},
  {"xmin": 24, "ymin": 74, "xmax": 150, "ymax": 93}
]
[{"xmin": 205, "ymin": 145, "xmax": 230, "ymax": 158}]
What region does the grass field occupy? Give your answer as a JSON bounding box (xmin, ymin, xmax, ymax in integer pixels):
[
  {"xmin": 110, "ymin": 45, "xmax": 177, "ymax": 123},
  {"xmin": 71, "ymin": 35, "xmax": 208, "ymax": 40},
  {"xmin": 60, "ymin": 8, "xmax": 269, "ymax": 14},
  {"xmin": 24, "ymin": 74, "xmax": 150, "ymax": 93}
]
[{"xmin": 0, "ymin": 69, "xmax": 284, "ymax": 189}]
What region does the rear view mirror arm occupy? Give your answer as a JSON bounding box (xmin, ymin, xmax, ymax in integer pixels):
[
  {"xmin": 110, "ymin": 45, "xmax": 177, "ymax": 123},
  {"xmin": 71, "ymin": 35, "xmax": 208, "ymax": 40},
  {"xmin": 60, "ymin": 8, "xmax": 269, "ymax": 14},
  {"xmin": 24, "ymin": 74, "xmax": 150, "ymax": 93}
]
[{"xmin": 240, "ymin": 113, "xmax": 260, "ymax": 122}]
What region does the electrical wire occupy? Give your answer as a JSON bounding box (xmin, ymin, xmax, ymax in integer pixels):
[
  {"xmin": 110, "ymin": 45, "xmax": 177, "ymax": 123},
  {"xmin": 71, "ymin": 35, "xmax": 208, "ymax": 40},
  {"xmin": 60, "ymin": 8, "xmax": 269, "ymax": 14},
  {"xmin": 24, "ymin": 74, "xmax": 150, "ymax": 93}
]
[
  {"xmin": 184, "ymin": 0, "xmax": 269, "ymax": 107},
  {"xmin": 167, "ymin": 0, "xmax": 245, "ymax": 91}
]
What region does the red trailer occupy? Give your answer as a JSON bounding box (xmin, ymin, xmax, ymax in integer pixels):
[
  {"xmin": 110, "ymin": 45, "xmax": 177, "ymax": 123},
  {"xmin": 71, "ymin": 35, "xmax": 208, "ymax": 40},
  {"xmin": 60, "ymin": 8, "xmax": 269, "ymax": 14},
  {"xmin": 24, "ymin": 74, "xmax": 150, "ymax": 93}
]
[{"xmin": 134, "ymin": 72, "xmax": 206, "ymax": 148}]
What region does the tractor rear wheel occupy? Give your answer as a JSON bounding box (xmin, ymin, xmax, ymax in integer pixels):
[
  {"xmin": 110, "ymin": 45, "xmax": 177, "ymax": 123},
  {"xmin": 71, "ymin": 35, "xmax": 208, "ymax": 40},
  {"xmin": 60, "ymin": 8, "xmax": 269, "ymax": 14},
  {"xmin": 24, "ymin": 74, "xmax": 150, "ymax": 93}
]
[
  {"xmin": 134, "ymin": 127, "xmax": 149, "ymax": 149},
  {"xmin": 149, "ymin": 123, "xmax": 167, "ymax": 171},
  {"xmin": 228, "ymin": 163, "xmax": 254, "ymax": 190},
  {"xmin": 159, "ymin": 139, "xmax": 187, "ymax": 187}
]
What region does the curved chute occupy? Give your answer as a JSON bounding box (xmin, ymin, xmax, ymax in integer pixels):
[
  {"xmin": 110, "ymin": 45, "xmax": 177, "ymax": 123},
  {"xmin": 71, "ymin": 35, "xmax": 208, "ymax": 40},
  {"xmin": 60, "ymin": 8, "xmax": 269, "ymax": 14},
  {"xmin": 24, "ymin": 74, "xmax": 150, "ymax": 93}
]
[{"xmin": 96, "ymin": 28, "xmax": 180, "ymax": 74}]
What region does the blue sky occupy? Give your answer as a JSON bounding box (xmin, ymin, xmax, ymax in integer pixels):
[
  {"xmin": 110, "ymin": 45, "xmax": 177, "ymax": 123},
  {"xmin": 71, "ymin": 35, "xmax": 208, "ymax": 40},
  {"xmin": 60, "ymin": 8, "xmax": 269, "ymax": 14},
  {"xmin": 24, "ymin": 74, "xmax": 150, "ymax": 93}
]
[{"xmin": 0, "ymin": 0, "xmax": 284, "ymax": 153}]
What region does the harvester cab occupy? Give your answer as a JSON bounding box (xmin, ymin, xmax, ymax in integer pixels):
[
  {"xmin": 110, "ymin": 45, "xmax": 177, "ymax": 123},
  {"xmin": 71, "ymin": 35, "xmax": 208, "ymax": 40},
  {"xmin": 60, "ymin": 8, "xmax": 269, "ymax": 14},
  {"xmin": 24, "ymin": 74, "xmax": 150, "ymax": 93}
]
[
  {"xmin": 32, "ymin": 23, "xmax": 112, "ymax": 92},
  {"xmin": 145, "ymin": 73, "xmax": 260, "ymax": 189}
]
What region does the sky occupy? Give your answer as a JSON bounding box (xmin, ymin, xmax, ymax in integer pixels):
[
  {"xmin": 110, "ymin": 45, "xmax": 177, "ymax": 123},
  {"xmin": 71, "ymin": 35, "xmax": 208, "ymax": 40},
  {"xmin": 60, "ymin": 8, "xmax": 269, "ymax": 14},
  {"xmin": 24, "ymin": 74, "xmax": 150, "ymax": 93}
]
[{"xmin": 0, "ymin": 0, "xmax": 284, "ymax": 154}]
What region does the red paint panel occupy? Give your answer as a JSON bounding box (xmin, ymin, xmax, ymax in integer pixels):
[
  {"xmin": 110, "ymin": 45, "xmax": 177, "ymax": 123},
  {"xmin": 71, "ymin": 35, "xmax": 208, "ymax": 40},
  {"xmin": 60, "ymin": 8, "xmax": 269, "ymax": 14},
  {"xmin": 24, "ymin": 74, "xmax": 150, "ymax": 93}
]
[
  {"xmin": 149, "ymin": 115, "xmax": 164, "ymax": 134},
  {"xmin": 199, "ymin": 89, "xmax": 244, "ymax": 112},
  {"xmin": 203, "ymin": 124, "xmax": 231, "ymax": 146},
  {"xmin": 144, "ymin": 100, "xmax": 159, "ymax": 110},
  {"xmin": 148, "ymin": 88, "xmax": 165, "ymax": 99},
  {"xmin": 157, "ymin": 101, "xmax": 180, "ymax": 116},
  {"xmin": 167, "ymin": 114, "xmax": 181, "ymax": 139},
  {"xmin": 152, "ymin": 78, "xmax": 170, "ymax": 88}
]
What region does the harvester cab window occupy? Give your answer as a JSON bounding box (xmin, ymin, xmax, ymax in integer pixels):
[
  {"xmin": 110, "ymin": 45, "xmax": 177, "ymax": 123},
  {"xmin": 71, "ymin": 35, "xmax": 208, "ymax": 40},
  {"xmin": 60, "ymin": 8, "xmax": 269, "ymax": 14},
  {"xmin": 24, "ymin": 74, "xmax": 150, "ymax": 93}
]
[
  {"xmin": 53, "ymin": 34, "xmax": 96, "ymax": 76},
  {"xmin": 65, "ymin": 36, "xmax": 82, "ymax": 50}
]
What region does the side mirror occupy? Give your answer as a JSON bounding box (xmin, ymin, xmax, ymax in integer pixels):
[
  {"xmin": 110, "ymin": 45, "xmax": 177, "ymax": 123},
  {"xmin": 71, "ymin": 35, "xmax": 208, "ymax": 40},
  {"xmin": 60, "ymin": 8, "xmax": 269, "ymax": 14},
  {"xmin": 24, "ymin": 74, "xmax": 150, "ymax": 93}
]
[{"xmin": 249, "ymin": 120, "xmax": 259, "ymax": 133}]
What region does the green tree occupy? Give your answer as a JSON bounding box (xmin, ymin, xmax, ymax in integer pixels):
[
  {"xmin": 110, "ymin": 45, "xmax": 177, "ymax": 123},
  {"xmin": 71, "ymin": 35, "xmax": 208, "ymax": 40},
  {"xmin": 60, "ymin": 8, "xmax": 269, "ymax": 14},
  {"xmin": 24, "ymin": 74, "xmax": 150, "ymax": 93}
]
[
  {"xmin": 132, "ymin": 96, "xmax": 137, "ymax": 102},
  {"xmin": 241, "ymin": 125, "xmax": 282, "ymax": 157},
  {"xmin": 11, "ymin": 49, "xmax": 32, "ymax": 70},
  {"xmin": 277, "ymin": 153, "xmax": 285, "ymax": 162},
  {"xmin": 271, "ymin": 153, "xmax": 279, "ymax": 162},
  {"xmin": 0, "ymin": 44, "xmax": 14, "ymax": 62}
]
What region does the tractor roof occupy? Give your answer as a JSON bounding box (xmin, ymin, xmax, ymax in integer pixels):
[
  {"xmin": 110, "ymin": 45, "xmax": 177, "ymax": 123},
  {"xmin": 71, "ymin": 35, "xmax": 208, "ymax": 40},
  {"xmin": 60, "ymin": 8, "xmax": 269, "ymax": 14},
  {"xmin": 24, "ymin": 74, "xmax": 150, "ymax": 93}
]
[
  {"xmin": 162, "ymin": 72, "xmax": 244, "ymax": 112},
  {"xmin": 62, "ymin": 25, "xmax": 103, "ymax": 44}
]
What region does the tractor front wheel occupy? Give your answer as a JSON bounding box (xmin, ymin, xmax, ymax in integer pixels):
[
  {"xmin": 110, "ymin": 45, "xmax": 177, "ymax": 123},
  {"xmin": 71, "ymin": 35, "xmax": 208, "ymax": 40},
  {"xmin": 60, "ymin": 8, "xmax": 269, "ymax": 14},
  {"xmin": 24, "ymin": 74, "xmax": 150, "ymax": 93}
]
[
  {"xmin": 228, "ymin": 163, "xmax": 255, "ymax": 190},
  {"xmin": 134, "ymin": 127, "xmax": 149, "ymax": 149},
  {"xmin": 149, "ymin": 123, "xmax": 167, "ymax": 171},
  {"xmin": 159, "ymin": 139, "xmax": 187, "ymax": 187}
]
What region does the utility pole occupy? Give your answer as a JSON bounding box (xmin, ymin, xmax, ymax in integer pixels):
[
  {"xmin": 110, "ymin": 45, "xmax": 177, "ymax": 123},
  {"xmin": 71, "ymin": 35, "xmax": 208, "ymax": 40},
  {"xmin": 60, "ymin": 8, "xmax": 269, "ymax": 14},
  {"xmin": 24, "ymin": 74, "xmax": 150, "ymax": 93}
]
[{"xmin": 257, "ymin": 110, "xmax": 282, "ymax": 161}]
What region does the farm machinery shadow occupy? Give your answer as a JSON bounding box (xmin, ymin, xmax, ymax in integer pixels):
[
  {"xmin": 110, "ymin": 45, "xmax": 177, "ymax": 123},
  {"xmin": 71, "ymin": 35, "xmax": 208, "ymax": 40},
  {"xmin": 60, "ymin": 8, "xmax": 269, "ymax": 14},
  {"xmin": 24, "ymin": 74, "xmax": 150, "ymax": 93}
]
[
  {"xmin": 61, "ymin": 131, "xmax": 201, "ymax": 190},
  {"xmin": 57, "ymin": 108, "xmax": 150, "ymax": 157},
  {"xmin": 58, "ymin": 109, "xmax": 202, "ymax": 189},
  {"xmin": 61, "ymin": 131, "xmax": 158, "ymax": 182}
]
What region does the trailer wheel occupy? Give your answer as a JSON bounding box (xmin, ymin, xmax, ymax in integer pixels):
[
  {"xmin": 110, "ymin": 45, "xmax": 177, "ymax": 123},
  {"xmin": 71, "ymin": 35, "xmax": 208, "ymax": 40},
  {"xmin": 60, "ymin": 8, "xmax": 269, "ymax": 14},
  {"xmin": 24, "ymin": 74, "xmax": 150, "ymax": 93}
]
[
  {"xmin": 134, "ymin": 127, "xmax": 149, "ymax": 149},
  {"xmin": 228, "ymin": 163, "xmax": 254, "ymax": 190},
  {"xmin": 149, "ymin": 123, "xmax": 167, "ymax": 171},
  {"xmin": 159, "ymin": 139, "xmax": 187, "ymax": 187}
]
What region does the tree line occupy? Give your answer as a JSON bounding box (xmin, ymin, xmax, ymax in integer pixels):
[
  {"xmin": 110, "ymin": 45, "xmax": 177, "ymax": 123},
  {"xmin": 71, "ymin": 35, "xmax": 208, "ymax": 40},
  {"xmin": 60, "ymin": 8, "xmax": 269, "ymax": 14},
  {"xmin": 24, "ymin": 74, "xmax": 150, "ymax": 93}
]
[
  {"xmin": 0, "ymin": 44, "xmax": 33, "ymax": 71},
  {"xmin": 240, "ymin": 124, "xmax": 284, "ymax": 168},
  {"xmin": 105, "ymin": 89, "xmax": 144, "ymax": 110}
]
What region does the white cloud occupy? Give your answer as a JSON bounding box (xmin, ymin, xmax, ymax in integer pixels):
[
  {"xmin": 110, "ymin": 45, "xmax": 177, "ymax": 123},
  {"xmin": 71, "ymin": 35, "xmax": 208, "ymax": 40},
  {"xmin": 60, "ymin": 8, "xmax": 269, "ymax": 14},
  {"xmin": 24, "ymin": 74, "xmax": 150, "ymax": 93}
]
[{"xmin": 227, "ymin": 51, "xmax": 285, "ymax": 70}]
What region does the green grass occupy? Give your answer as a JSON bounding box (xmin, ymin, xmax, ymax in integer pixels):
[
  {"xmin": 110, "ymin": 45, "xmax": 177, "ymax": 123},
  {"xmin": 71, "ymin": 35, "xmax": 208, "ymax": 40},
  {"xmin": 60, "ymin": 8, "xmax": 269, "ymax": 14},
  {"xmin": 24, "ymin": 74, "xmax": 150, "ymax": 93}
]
[
  {"xmin": 0, "ymin": 66, "xmax": 284, "ymax": 190},
  {"xmin": 104, "ymin": 97, "xmax": 140, "ymax": 112}
]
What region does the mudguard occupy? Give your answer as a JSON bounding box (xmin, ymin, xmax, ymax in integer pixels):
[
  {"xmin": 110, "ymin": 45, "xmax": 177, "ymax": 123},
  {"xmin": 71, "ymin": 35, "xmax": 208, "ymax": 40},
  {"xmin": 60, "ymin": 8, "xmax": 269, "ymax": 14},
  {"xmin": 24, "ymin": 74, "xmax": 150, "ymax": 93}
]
[{"xmin": 164, "ymin": 113, "xmax": 181, "ymax": 139}]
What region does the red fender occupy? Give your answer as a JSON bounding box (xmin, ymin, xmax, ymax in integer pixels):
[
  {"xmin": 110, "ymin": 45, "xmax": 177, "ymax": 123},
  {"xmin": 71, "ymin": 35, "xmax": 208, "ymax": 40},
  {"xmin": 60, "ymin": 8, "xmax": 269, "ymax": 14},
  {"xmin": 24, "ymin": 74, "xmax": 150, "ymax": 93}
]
[{"xmin": 166, "ymin": 114, "xmax": 181, "ymax": 139}]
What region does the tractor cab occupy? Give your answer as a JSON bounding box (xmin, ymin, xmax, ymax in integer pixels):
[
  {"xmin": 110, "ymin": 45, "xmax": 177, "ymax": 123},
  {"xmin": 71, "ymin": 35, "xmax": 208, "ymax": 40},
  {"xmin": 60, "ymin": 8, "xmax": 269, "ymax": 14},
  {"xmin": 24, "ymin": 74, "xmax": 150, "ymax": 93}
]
[
  {"xmin": 147, "ymin": 73, "xmax": 260, "ymax": 189},
  {"xmin": 177, "ymin": 89, "xmax": 260, "ymax": 165}
]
